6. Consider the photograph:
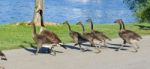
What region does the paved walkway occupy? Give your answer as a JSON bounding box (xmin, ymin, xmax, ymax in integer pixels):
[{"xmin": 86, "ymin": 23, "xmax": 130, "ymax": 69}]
[{"xmin": 1, "ymin": 36, "xmax": 150, "ymax": 69}]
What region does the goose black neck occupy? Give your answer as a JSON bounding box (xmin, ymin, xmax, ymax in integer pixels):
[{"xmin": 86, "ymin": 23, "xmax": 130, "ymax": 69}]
[
  {"xmin": 119, "ymin": 23, "xmax": 122, "ymax": 30},
  {"xmin": 79, "ymin": 23, "xmax": 85, "ymax": 33},
  {"xmin": 65, "ymin": 22, "xmax": 72, "ymax": 32},
  {"xmin": 39, "ymin": 10, "xmax": 44, "ymax": 27},
  {"xmin": 121, "ymin": 21, "xmax": 125, "ymax": 30},
  {"xmin": 89, "ymin": 20, "xmax": 94, "ymax": 31}
]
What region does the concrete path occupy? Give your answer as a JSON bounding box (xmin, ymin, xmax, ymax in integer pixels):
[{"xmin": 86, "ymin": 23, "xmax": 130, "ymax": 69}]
[{"xmin": 1, "ymin": 36, "xmax": 150, "ymax": 69}]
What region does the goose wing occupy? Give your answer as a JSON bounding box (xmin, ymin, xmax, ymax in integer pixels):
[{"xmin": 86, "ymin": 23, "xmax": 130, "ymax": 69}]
[
  {"xmin": 93, "ymin": 30, "xmax": 111, "ymax": 41},
  {"xmin": 119, "ymin": 30, "xmax": 142, "ymax": 41},
  {"xmin": 40, "ymin": 30, "xmax": 62, "ymax": 43}
]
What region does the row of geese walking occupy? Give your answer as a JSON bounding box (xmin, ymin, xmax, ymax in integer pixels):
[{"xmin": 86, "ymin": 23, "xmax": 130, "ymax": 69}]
[
  {"xmin": 0, "ymin": 7, "xmax": 142, "ymax": 68},
  {"xmin": 0, "ymin": 19, "xmax": 142, "ymax": 69},
  {"xmin": 31, "ymin": 19, "xmax": 142, "ymax": 55},
  {"xmin": 0, "ymin": 19, "xmax": 142, "ymax": 61}
]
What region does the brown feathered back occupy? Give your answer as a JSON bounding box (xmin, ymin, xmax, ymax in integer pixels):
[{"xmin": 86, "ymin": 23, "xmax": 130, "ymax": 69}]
[
  {"xmin": 92, "ymin": 30, "xmax": 111, "ymax": 41},
  {"xmin": 86, "ymin": 19, "xmax": 111, "ymax": 41},
  {"xmin": 119, "ymin": 30, "xmax": 142, "ymax": 41},
  {"xmin": 76, "ymin": 21, "xmax": 99, "ymax": 41},
  {"xmin": 63, "ymin": 21, "xmax": 88, "ymax": 43},
  {"xmin": 40, "ymin": 30, "xmax": 61, "ymax": 44}
]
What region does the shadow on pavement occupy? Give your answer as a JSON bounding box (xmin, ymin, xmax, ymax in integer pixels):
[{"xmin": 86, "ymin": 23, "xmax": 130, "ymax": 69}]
[{"xmin": 107, "ymin": 43, "xmax": 130, "ymax": 51}]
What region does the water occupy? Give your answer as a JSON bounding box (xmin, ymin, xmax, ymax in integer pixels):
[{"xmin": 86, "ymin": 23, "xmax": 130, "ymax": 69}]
[{"xmin": 0, "ymin": 0, "xmax": 136, "ymax": 24}]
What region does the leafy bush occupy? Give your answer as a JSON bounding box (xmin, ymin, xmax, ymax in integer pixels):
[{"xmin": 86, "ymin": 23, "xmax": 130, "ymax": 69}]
[{"xmin": 124, "ymin": 0, "xmax": 150, "ymax": 23}]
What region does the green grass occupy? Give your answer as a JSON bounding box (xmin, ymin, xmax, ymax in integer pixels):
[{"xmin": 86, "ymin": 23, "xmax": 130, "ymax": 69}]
[{"xmin": 0, "ymin": 23, "xmax": 150, "ymax": 50}]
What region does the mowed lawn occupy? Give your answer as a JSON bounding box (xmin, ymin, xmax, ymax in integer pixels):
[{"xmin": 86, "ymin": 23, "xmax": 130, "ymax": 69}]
[{"xmin": 0, "ymin": 23, "xmax": 150, "ymax": 50}]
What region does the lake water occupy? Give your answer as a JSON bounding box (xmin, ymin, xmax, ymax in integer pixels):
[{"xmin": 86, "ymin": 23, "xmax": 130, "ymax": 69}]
[{"xmin": 0, "ymin": 0, "xmax": 136, "ymax": 24}]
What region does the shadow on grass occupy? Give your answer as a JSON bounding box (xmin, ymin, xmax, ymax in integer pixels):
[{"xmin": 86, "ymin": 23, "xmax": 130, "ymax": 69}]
[{"xmin": 135, "ymin": 25, "xmax": 150, "ymax": 30}]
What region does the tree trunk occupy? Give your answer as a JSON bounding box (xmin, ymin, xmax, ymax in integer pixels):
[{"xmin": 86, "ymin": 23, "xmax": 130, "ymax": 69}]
[{"xmin": 32, "ymin": 0, "xmax": 44, "ymax": 26}]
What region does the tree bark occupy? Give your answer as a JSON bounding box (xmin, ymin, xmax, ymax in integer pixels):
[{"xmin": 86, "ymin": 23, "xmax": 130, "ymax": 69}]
[{"xmin": 32, "ymin": 0, "xmax": 44, "ymax": 26}]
